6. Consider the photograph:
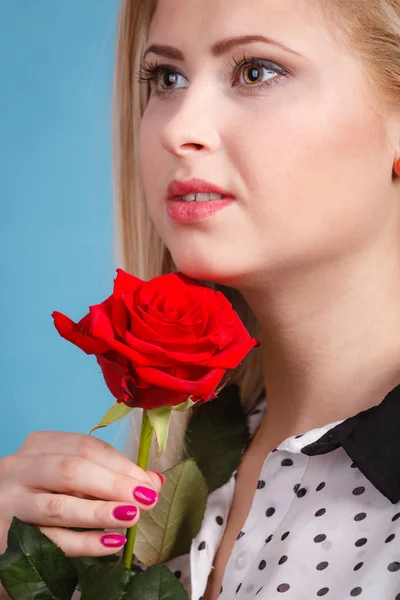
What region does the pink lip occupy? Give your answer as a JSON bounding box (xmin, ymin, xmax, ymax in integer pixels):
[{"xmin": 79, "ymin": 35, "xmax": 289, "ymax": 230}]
[
  {"xmin": 166, "ymin": 198, "xmax": 234, "ymax": 223},
  {"xmin": 166, "ymin": 178, "xmax": 235, "ymax": 200}
]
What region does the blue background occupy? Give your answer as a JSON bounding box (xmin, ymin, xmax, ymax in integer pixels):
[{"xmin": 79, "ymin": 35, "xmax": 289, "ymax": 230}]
[{"xmin": 0, "ymin": 2, "xmax": 127, "ymax": 456}]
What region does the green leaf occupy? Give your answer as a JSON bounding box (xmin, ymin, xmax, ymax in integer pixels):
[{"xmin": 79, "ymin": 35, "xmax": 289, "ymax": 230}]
[
  {"xmin": 128, "ymin": 565, "xmax": 188, "ymax": 600},
  {"xmin": 147, "ymin": 407, "xmax": 172, "ymax": 458},
  {"xmin": 184, "ymin": 383, "xmax": 249, "ymax": 493},
  {"xmin": 80, "ymin": 562, "xmax": 188, "ymax": 600},
  {"xmin": 0, "ymin": 517, "xmax": 78, "ymax": 600},
  {"xmin": 170, "ymin": 397, "xmax": 197, "ymax": 412},
  {"xmin": 134, "ymin": 459, "xmax": 207, "ymax": 566},
  {"xmin": 71, "ymin": 555, "xmax": 119, "ymax": 592},
  {"xmin": 80, "ymin": 561, "xmax": 135, "ymax": 600},
  {"xmin": 89, "ymin": 402, "xmax": 133, "ymax": 435}
]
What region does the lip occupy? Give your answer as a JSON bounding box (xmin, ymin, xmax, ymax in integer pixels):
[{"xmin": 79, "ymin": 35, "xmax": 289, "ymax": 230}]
[
  {"xmin": 166, "ymin": 198, "xmax": 234, "ymax": 224},
  {"xmin": 166, "ymin": 178, "xmax": 235, "ymax": 201}
]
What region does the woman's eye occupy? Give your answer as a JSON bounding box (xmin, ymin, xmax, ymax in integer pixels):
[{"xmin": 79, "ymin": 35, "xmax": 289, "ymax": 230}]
[
  {"xmin": 156, "ymin": 69, "xmax": 188, "ymax": 91},
  {"xmin": 240, "ymin": 63, "xmax": 276, "ymax": 86},
  {"xmin": 136, "ymin": 57, "xmax": 289, "ymax": 97},
  {"xmin": 230, "ymin": 57, "xmax": 289, "ymax": 90},
  {"xmin": 136, "ymin": 62, "xmax": 189, "ymax": 95}
]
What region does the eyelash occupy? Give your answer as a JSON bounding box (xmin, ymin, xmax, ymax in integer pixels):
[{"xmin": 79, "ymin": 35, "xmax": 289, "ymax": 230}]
[{"xmin": 136, "ymin": 53, "xmax": 291, "ymax": 98}]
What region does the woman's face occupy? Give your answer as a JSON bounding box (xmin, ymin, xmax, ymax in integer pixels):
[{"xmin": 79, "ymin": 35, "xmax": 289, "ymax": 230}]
[{"xmin": 139, "ymin": 0, "xmax": 398, "ymax": 286}]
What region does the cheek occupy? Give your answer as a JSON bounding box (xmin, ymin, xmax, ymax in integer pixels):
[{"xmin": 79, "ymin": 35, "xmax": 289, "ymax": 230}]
[
  {"xmin": 139, "ymin": 115, "xmax": 168, "ymax": 230},
  {"xmin": 234, "ymin": 87, "xmax": 391, "ymax": 255},
  {"xmin": 139, "ymin": 116, "xmax": 160, "ymax": 194}
]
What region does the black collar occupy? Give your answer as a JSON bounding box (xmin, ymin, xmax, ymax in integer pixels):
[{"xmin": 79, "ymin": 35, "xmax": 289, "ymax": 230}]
[{"xmin": 301, "ymin": 383, "xmax": 400, "ymax": 504}]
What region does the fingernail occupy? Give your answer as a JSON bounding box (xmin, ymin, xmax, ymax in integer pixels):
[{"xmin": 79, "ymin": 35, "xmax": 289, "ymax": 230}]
[
  {"xmin": 153, "ymin": 471, "xmax": 166, "ymax": 486},
  {"xmin": 113, "ymin": 505, "xmax": 138, "ymax": 521},
  {"xmin": 133, "ymin": 486, "xmax": 159, "ymax": 505},
  {"xmin": 100, "ymin": 534, "xmax": 127, "ymax": 548}
]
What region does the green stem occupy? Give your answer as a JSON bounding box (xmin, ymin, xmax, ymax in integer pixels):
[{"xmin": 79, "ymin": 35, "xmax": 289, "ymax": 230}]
[{"xmin": 123, "ymin": 410, "xmax": 153, "ymax": 569}]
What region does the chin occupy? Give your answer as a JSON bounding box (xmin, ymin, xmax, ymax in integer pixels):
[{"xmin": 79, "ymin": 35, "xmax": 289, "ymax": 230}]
[
  {"xmin": 170, "ymin": 253, "xmax": 245, "ymax": 287},
  {"xmin": 172, "ymin": 259, "xmax": 220, "ymax": 282}
]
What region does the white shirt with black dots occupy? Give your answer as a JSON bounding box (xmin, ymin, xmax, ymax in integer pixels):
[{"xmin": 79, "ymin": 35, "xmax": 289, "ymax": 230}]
[{"xmin": 165, "ymin": 392, "xmax": 400, "ymax": 600}]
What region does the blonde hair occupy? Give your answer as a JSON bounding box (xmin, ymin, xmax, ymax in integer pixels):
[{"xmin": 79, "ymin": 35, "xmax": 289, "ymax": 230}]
[
  {"xmin": 112, "ymin": 0, "xmax": 400, "ymax": 466},
  {"xmin": 318, "ymin": 0, "xmax": 400, "ymax": 111}
]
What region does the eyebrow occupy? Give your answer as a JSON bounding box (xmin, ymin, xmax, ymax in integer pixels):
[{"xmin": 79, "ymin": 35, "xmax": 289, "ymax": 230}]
[{"xmin": 143, "ymin": 34, "xmax": 303, "ymax": 62}]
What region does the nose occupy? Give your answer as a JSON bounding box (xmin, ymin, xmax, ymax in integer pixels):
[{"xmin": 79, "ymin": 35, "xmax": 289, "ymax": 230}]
[{"xmin": 160, "ymin": 85, "xmax": 221, "ymax": 158}]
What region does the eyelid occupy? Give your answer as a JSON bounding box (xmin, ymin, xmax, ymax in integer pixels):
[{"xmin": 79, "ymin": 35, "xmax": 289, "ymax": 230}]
[{"xmin": 229, "ymin": 55, "xmax": 290, "ymax": 84}]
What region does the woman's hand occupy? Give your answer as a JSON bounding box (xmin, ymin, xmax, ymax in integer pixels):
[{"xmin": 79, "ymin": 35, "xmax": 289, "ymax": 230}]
[{"xmin": 0, "ymin": 430, "xmax": 163, "ymax": 558}]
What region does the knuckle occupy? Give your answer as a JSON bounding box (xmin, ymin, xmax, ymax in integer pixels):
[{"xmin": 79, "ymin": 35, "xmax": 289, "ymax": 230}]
[
  {"xmin": 92, "ymin": 501, "xmax": 108, "ymax": 523},
  {"xmin": 129, "ymin": 465, "xmax": 153, "ymax": 487},
  {"xmin": 44, "ymin": 495, "xmax": 65, "ymax": 521},
  {"xmin": 0, "ymin": 483, "xmax": 16, "ymax": 516},
  {"xmin": 76, "ymin": 435, "xmax": 110, "ymax": 459},
  {"xmin": 78, "ymin": 533, "xmax": 101, "ymax": 557},
  {"xmin": 21, "ymin": 430, "xmax": 45, "ymax": 450},
  {"xmin": 96, "ymin": 438, "xmax": 114, "ymax": 454},
  {"xmin": 111, "ymin": 476, "xmax": 127, "ymax": 500},
  {"xmin": 76, "ymin": 435, "xmax": 95, "ymax": 458},
  {"xmin": 25, "ymin": 430, "xmax": 42, "ymax": 443},
  {"xmin": 0, "ymin": 454, "xmax": 17, "ymax": 477},
  {"xmin": 59, "ymin": 457, "xmax": 80, "ymax": 484}
]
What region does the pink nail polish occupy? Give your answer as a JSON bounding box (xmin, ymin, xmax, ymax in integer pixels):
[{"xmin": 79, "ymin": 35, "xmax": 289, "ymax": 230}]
[
  {"xmin": 113, "ymin": 505, "xmax": 138, "ymax": 521},
  {"xmin": 133, "ymin": 486, "xmax": 159, "ymax": 505},
  {"xmin": 100, "ymin": 534, "xmax": 127, "ymax": 548}
]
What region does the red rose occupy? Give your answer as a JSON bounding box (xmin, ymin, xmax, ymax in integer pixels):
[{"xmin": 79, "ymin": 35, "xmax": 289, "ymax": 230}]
[{"xmin": 52, "ymin": 269, "xmax": 259, "ymax": 410}]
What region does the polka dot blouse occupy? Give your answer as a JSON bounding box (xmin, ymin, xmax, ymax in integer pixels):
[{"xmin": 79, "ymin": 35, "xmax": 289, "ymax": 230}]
[{"xmin": 165, "ymin": 383, "xmax": 400, "ymax": 599}]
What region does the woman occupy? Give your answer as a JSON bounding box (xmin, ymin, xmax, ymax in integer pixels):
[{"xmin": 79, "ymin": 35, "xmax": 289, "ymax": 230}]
[{"xmin": 1, "ymin": 0, "xmax": 400, "ymax": 598}]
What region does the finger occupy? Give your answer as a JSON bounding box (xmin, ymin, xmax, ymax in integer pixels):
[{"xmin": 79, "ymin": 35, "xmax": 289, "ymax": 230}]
[
  {"xmin": 39, "ymin": 526, "xmax": 128, "ymax": 558},
  {"xmin": 20, "ymin": 455, "xmax": 160, "ymax": 510},
  {"xmin": 17, "ymin": 431, "xmax": 161, "ymax": 490},
  {"xmin": 21, "ymin": 493, "xmax": 141, "ymax": 530}
]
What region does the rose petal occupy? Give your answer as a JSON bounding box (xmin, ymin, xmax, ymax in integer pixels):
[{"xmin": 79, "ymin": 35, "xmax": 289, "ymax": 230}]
[
  {"xmin": 163, "ymin": 291, "xmax": 197, "ymax": 319},
  {"xmin": 52, "ymin": 311, "xmax": 110, "ymax": 355},
  {"xmin": 104, "ymin": 335, "xmax": 211, "ymax": 367},
  {"xmin": 128, "ymin": 304, "xmax": 163, "ymax": 340},
  {"xmin": 125, "ymin": 331, "xmax": 214, "ymax": 364},
  {"xmin": 111, "ymin": 297, "xmax": 129, "ymax": 340},
  {"xmin": 138, "ymin": 273, "xmax": 184, "ymax": 305},
  {"xmin": 134, "ymin": 364, "xmax": 225, "ymax": 397},
  {"xmin": 97, "ymin": 354, "xmax": 131, "ymax": 403},
  {"xmin": 139, "ymin": 336, "xmax": 217, "ymax": 353},
  {"xmin": 202, "ymin": 292, "xmax": 233, "ymax": 334},
  {"xmin": 89, "ymin": 304, "xmax": 115, "ymax": 341},
  {"xmin": 113, "ymin": 269, "xmax": 143, "ymax": 298},
  {"xmin": 138, "ymin": 305, "xmax": 195, "ymax": 340},
  {"xmin": 127, "ymin": 386, "xmax": 191, "ymax": 410},
  {"xmin": 197, "ymin": 337, "xmax": 259, "ymax": 368}
]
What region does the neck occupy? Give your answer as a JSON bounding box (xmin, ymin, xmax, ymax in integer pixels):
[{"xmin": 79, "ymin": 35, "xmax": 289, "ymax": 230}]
[{"xmin": 240, "ymin": 232, "xmax": 400, "ymax": 448}]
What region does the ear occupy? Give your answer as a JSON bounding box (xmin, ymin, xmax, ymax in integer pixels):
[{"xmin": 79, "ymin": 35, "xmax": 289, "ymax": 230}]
[
  {"xmin": 393, "ymin": 135, "xmax": 400, "ymax": 177},
  {"xmin": 392, "ymin": 114, "xmax": 400, "ymax": 177},
  {"xmin": 394, "ymin": 115, "xmax": 400, "ymax": 176}
]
